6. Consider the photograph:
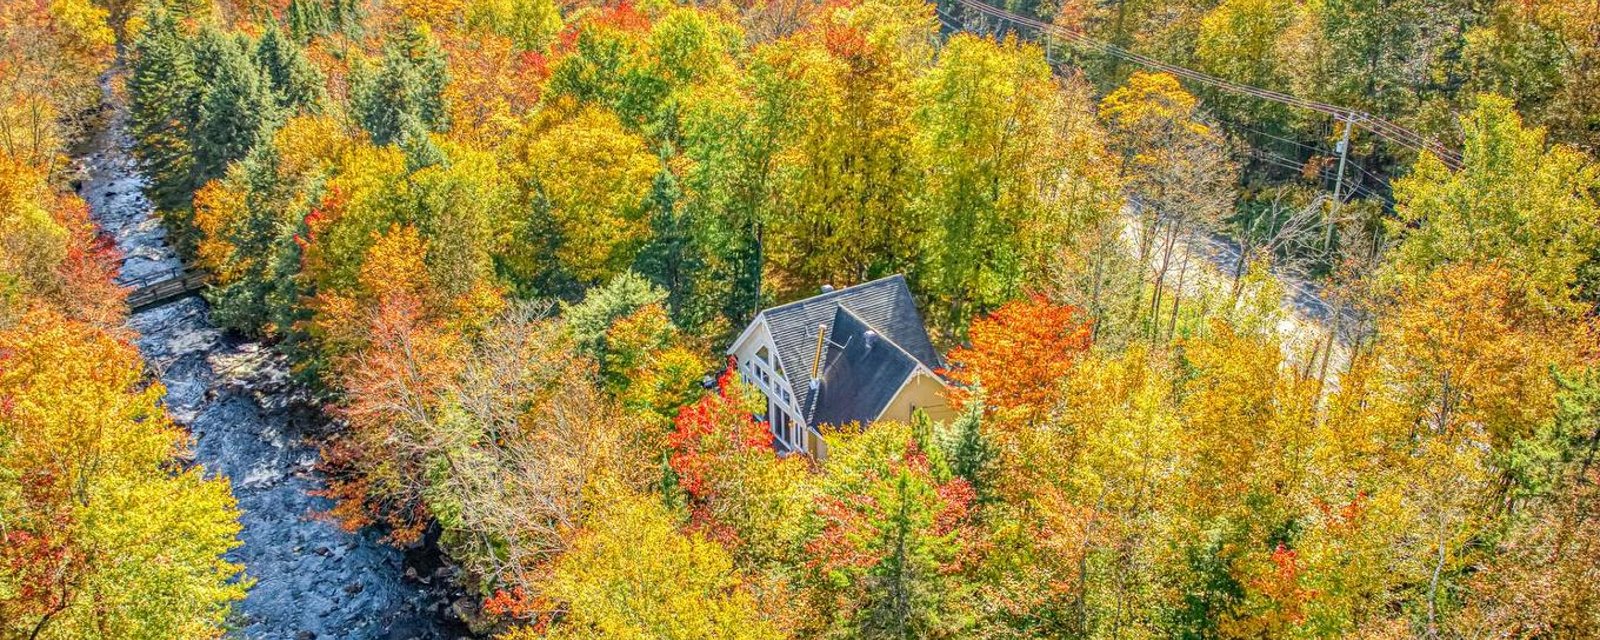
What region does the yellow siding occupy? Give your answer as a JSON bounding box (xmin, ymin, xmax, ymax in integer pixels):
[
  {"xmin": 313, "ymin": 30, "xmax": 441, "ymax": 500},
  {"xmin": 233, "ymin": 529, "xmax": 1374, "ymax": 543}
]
[{"xmin": 878, "ymin": 373, "xmax": 956, "ymax": 423}]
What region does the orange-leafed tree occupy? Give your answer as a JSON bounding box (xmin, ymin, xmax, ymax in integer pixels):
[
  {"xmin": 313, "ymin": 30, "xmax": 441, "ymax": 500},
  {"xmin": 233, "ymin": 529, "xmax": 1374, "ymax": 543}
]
[
  {"xmin": 944, "ymin": 295, "xmax": 1093, "ymax": 421},
  {"xmin": 319, "ymin": 247, "xmax": 648, "ymax": 602}
]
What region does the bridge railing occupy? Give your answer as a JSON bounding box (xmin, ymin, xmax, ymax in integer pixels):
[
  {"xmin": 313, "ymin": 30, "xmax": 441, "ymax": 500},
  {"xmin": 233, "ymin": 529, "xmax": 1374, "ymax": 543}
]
[
  {"xmin": 121, "ymin": 266, "xmax": 194, "ymax": 290},
  {"xmin": 124, "ymin": 267, "xmax": 212, "ymax": 311}
]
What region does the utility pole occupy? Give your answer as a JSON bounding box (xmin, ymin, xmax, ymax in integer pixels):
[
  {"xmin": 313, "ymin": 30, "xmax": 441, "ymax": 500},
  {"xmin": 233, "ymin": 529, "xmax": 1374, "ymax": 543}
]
[
  {"xmin": 1324, "ymin": 114, "xmax": 1354, "ymax": 250},
  {"xmin": 1315, "ymin": 114, "xmax": 1355, "ymax": 399}
]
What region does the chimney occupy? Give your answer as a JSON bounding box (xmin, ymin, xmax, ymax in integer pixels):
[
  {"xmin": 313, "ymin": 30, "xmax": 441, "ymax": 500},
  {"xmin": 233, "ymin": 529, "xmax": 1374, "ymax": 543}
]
[{"xmin": 809, "ymin": 323, "xmax": 827, "ymax": 385}]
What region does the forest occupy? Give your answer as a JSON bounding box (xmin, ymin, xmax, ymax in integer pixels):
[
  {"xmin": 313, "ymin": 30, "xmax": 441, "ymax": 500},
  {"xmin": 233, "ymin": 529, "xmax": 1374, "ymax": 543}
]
[{"xmin": 2, "ymin": 0, "xmax": 1599, "ymax": 637}]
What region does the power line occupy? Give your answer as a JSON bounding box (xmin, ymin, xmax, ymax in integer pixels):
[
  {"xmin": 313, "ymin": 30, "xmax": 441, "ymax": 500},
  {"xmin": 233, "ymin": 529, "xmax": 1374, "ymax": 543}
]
[
  {"xmin": 944, "ymin": 0, "xmax": 1465, "ymax": 171},
  {"xmin": 1247, "ymin": 149, "xmax": 1311, "ymax": 174},
  {"xmin": 1245, "ymin": 145, "xmax": 1396, "ymax": 206},
  {"xmin": 1351, "ymin": 164, "xmax": 1391, "ymax": 193},
  {"xmin": 1214, "ymin": 117, "xmax": 1326, "ymax": 156}
]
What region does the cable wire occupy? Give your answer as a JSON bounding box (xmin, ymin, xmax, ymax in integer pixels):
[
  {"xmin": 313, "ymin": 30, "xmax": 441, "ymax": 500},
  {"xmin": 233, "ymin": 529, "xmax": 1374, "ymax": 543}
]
[{"xmin": 946, "ymin": 0, "xmax": 1465, "ymax": 170}]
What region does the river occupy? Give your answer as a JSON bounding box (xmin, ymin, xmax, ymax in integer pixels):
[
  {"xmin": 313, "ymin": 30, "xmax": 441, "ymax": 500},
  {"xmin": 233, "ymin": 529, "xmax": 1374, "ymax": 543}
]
[{"xmin": 78, "ymin": 82, "xmax": 468, "ymax": 640}]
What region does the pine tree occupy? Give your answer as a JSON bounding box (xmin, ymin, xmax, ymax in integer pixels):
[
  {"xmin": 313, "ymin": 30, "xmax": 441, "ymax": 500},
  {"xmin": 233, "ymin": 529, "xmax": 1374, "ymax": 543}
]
[
  {"xmin": 127, "ymin": 10, "xmax": 202, "ymax": 216},
  {"xmin": 256, "ymin": 24, "xmax": 327, "ymax": 114},
  {"xmin": 351, "ymin": 26, "xmax": 450, "ymax": 146},
  {"xmin": 400, "ymin": 119, "xmax": 445, "ymax": 171},
  {"xmin": 198, "ymin": 143, "xmax": 296, "ymax": 334},
  {"xmin": 329, "ymin": 0, "xmax": 362, "ymax": 36},
  {"xmin": 636, "ymin": 164, "xmax": 714, "ymax": 329},
  {"xmin": 286, "ymin": 0, "xmax": 328, "ymax": 42},
  {"xmin": 189, "ymin": 30, "xmax": 279, "ymax": 206},
  {"xmin": 400, "ymin": 25, "xmax": 450, "ymax": 134},
  {"xmin": 942, "ymin": 402, "xmax": 997, "ymax": 502}
]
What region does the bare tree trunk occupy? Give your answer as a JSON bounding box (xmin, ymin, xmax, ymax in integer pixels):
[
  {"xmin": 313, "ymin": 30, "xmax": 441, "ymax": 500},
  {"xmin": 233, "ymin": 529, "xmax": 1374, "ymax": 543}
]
[
  {"xmin": 1149, "ymin": 218, "xmax": 1183, "ymax": 341},
  {"xmin": 1088, "ymin": 221, "xmax": 1110, "ymax": 344},
  {"xmin": 1166, "ymin": 241, "xmax": 1192, "ymax": 340},
  {"xmin": 1426, "ymin": 509, "xmax": 1448, "ymax": 639},
  {"xmin": 1314, "ymin": 299, "xmax": 1342, "ymax": 399}
]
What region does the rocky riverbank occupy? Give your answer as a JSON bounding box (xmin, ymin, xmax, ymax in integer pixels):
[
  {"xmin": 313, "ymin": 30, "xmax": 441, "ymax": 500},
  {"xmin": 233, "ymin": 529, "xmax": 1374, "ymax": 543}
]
[{"xmin": 79, "ymin": 81, "xmax": 470, "ymax": 640}]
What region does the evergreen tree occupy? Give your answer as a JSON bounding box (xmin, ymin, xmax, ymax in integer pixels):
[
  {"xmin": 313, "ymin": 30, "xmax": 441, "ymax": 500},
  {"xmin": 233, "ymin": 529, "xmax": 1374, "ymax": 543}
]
[
  {"xmin": 941, "ymin": 402, "xmax": 997, "ymax": 503},
  {"xmin": 400, "ymin": 26, "xmax": 449, "ymax": 133},
  {"xmin": 562, "ymin": 271, "xmax": 669, "ymax": 366},
  {"xmin": 635, "ymin": 164, "xmax": 713, "ymax": 330},
  {"xmin": 329, "ymin": 0, "xmax": 363, "ymax": 36},
  {"xmin": 189, "ymin": 29, "xmax": 279, "ymax": 209},
  {"xmin": 127, "ymin": 10, "xmax": 202, "ymax": 216},
  {"xmin": 256, "ymin": 24, "xmax": 327, "ymax": 114},
  {"xmin": 811, "ymin": 424, "xmax": 977, "ymax": 639},
  {"xmin": 286, "ymin": 0, "xmax": 328, "ymax": 42},
  {"xmin": 201, "ymin": 143, "xmax": 303, "ymax": 334},
  {"xmin": 350, "ymin": 26, "xmax": 449, "ymax": 146},
  {"xmin": 400, "ymin": 119, "xmax": 446, "ymax": 171}
]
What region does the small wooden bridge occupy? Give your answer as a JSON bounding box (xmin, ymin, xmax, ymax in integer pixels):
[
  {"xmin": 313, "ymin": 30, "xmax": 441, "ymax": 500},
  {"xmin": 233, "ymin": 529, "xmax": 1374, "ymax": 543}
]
[{"xmin": 125, "ymin": 267, "xmax": 210, "ymax": 312}]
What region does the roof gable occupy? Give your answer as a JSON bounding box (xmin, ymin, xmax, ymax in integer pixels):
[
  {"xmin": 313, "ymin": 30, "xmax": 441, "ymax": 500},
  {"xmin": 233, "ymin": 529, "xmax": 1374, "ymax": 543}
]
[
  {"xmin": 810, "ymin": 306, "xmax": 923, "ymax": 426},
  {"xmin": 754, "ymin": 274, "xmax": 942, "ymax": 425}
]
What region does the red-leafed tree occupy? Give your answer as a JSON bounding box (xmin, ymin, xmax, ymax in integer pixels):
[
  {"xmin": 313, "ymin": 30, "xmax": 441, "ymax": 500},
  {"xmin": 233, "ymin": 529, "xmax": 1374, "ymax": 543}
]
[
  {"xmin": 666, "ymin": 361, "xmax": 773, "ymax": 502},
  {"xmin": 665, "ymin": 362, "xmax": 811, "ymax": 565}
]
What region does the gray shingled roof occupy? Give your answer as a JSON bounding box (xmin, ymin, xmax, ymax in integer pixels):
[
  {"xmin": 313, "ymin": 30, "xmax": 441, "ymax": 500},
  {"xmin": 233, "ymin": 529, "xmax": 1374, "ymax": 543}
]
[
  {"xmin": 810, "ymin": 307, "xmax": 923, "ymax": 427},
  {"xmin": 757, "ymin": 274, "xmax": 941, "ymax": 425}
]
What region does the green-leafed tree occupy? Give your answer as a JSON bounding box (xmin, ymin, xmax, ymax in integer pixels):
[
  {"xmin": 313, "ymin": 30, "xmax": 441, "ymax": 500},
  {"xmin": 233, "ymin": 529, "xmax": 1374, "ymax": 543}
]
[
  {"xmin": 464, "ymin": 0, "xmax": 563, "ymax": 53},
  {"xmin": 128, "ymin": 10, "xmax": 202, "ymax": 216},
  {"xmin": 563, "ymin": 270, "xmax": 669, "ymax": 366},
  {"xmin": 255, "ymin": 24, "xmax": 327, "ymax": 114},
  {"xmin": 350, "ymin": 25, "xmax": 450, "ymax": 146},
  {"xmin": 1390, "ymin": 94, "xmax": 1600, "ymax": 317},
  {"xmin": 286, "ymin": 0, "xmax": 329, "ymax": 42},
  {"xmin": 190, "ymin": 29, "xmax": 279, "ymax": 199},
  {"xmin": 807, "ymin": 421, "xmax": 979, "ymax": 639},
  {"xmin": 916, "ymin": 34, "xmax": 1120, "ymax": 333}
]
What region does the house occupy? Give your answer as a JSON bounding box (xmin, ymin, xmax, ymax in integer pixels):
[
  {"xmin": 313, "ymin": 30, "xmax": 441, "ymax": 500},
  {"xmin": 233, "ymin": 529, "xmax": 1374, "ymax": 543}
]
[{"xmin": 727, "ymin": 274, "xmax": 955, "ymax": 458}]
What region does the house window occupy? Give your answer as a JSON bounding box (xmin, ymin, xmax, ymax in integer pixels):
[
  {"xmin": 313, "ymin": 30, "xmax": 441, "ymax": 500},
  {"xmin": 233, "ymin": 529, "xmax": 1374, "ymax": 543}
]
[{"xmin": 770, "ymin": 402, "xmax": 789, "ymax": 450}]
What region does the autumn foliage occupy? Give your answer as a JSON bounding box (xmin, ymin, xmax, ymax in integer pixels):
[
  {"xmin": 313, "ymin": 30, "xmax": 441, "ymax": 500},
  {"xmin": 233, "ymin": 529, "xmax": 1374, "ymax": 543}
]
[
  {"xmin": 943, "ymin": 295, "xmax": 1093, "ymax": 419},
  {"xmin": 87, "ymin": 0, "xmax": 1600, "ymax": 635},
  {"xmin": 0, "ymin": 312, "xmax": 245, "ymax": 638},
  {"xmin": 667, "ymin": 362, "xmax": 773, "ymax": 502}
]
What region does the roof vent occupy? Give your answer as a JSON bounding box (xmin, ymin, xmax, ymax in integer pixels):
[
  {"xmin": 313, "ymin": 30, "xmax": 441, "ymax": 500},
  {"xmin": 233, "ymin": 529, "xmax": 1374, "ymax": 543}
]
[
  {"xmin": 820, "ymin": 284, "xmax": 835, "ymax": 294},
  {"xmin": 863, "ymin": 330, "xmax": 877, "ymax": 349}
]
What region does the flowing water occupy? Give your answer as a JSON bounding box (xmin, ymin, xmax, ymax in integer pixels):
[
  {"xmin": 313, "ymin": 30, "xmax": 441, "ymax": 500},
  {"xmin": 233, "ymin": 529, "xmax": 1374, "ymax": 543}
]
[{"xmin": 79, "ymin": 82, "xmax": 468, "ymax": 640}]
